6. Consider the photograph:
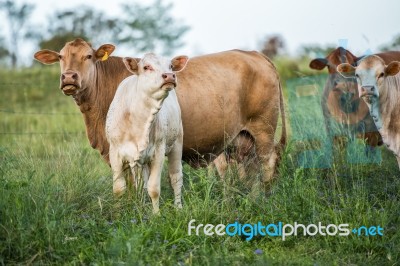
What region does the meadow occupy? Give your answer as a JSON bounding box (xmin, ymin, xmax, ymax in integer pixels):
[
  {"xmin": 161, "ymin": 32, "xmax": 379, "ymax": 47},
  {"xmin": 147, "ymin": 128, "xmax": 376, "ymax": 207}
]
[{"xmin": 0, "ymin": 62, "xmax": 399, "ymax": 265}]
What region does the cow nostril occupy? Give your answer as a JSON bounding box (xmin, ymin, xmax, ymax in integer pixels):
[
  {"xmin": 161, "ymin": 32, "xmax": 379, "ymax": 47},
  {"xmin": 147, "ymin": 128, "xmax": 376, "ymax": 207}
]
[
  {"xmin": 172, "ymin": 74, "xmax": 176, "ymax": 79},
  {"xmin": 61, "ymin": 74, "xmax": 65, "ymax": 80},
  {"xmin": 72, "ymin": 73, "xmax": 78, "ymax": 80},
  {"xmin": 162, "ymin": 74, "xmax": 167, "ymax": 79}
]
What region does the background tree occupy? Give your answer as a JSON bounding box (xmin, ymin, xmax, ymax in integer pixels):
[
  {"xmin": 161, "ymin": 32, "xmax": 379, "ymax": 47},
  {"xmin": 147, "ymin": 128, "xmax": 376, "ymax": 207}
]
[
  {"xmin": 260, "ymin": 35, "xmax": 285, "ymax": 59},
  {"xmin": 0, "ymin": 0, "xmax": 35, "ymax": 68},
  {"xmin": 38, "ymin": 6, "xmax": 121, "ymax": 51},
  {"xmin": 0, "ymin": 36, "xmax": 9, "ymax": 64},
  {"xmin": 380, "ymin": 34, "xmax": 400, "ymax": 51},
  {"xmin": 298, "ymin": 44, "xmax": 336, "ymax": 59},
  {"xmin": 118, "ymin": 0, "xmax": 189, "ymax": 56}
]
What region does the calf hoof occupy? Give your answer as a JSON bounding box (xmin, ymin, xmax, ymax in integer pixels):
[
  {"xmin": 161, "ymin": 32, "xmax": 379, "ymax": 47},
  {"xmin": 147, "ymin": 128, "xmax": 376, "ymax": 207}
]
[{"xmin": 113, "ymin": 184, "xmax": 126, "ymax": 196}]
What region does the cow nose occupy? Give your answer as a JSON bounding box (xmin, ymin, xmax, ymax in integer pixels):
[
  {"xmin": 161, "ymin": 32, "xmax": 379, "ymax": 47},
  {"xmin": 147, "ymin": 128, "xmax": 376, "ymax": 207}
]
[
  {"xmin": 361, "ymin": 86, "xmax": 375, "ymax": 93},
  {"xmin": 61, "ymin": 71, "xmax": 78, "ymax": 82},
  {"xmin": 162, "ymin": 73, "xmax": 176, "ymax": 82}
]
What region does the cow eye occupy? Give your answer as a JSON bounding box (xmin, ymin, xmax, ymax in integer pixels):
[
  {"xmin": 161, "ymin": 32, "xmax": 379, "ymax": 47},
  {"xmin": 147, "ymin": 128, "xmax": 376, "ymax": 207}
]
[
  {"xmin": 58, "ymin": 55, "xmax": 63, "ymax": 60},
  {"xmin": 144, "ymin": 65, "xmax": 152, "ymax": 71},
  {"xmin": 378, "ymin": 72, "xmax": 384, "ymax": 79},
  {"xmin": 86, "ymin": 55, "xmax": 92, "ymax": 60},
  {"xmin": 169, "ymin": 64, "xmax": 173, "ymax": 70}
]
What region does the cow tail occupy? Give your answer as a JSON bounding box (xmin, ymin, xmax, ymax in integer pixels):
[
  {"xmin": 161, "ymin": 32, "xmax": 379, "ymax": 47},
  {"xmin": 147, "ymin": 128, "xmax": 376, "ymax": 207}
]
[{"xmin": 276, "ymin": 80, "xmax": 287, "ymax": 159}]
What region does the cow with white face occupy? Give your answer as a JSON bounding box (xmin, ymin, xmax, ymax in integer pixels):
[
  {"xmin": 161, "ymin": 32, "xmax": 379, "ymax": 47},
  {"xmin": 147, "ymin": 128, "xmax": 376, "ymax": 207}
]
[
  {"xmin": 106, "ymin": 53, "xmax": 188, "ymax": 213},
  {"xmin": 337, "ymin": 56, "xmax": 400, "ymax": 169}
]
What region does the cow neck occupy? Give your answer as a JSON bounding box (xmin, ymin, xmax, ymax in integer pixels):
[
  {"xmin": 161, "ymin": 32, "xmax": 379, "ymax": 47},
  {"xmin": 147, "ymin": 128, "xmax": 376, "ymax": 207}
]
[
  {"xmin": 373, "ymin": 75, "xmax": 400, "ymax": 155},
  {"xmin": 74, "ymin": 57, "xmax": 131, "ymax": 162},
  {"xmin": 129, "ymin": 80, "xmax": 169, "ymax": 154}
]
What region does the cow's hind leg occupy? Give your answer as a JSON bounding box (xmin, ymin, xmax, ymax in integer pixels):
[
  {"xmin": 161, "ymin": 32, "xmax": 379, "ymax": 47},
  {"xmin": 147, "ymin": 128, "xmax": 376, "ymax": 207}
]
[
  {"xmin": 246, "ymin": 121, "xmax": 278, "ymax": 188},
  {"xmin": 167, "ymin": 139, "xmax": 183, "ymax": 208}
]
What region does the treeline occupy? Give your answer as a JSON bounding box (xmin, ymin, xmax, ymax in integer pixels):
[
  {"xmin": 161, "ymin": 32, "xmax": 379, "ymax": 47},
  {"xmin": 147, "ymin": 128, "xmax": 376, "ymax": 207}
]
[{"xmin": 0, "ymin": 0, "xmax": 188, "ymax": 68}]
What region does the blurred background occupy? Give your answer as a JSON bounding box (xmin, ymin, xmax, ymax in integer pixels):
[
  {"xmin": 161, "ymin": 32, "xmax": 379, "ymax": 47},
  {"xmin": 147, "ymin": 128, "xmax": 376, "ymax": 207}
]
[{"xmin": 0, "ymin": 0, "xmax": 399, "ymax": 70}]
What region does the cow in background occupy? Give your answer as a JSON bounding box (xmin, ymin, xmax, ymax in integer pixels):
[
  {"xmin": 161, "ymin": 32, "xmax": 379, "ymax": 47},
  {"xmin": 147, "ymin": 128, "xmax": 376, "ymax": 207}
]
[{"xmin": 309, "ymin": 47, "xmax": 382, "ymax": 148}]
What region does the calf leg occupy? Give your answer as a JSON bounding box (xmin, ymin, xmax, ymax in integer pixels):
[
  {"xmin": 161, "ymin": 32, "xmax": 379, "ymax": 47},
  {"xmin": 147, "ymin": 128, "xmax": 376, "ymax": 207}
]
[
  {"xmin": 109, "ymin": 145, "xmax": 126, "ymax": 195},
  {"xmin": 147, "ymin": 147, "xmax": 165, "ymax": 214},
  {"xmin": 167, "ymin": 140, "xmax": 183, "ymax": 208}
]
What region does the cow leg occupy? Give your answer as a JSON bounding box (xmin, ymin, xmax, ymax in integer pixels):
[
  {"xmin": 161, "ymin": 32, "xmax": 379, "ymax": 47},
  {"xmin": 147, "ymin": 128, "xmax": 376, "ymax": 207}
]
[
  {"xmin": 109, "ymin": 145, "xmax": 126, "ymax": 195},
  {"xmin": 213, "ymin": 153, "xmax": 229, "ymax": 179},
  {"xmin": 246, "ymin": 121, "xmax": 277, "ymax": 186},
  {"xmin": 396, "ymin": 156, "xmax": 400, "ymax": 170},
  {"xmin": 167, "ymin": 140, "xmax": 183, "ymax": 208},
  {"xmin": 147, "ymin": 147, "xmax": 165, "ymax": 214}
]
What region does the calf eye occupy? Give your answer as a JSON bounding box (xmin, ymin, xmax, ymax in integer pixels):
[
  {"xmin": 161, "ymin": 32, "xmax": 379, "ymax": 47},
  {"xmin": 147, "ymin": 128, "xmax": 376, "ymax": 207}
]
[{"xmin": 144, "ymin": 65, "xmax": 153, "ymax": 71}]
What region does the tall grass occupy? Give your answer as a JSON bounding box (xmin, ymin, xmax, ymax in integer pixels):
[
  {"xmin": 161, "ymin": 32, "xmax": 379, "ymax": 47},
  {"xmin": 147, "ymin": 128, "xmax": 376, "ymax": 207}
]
[{"xmin": 0, "ymin": 65, "xmax": 399, "ymax": 265}]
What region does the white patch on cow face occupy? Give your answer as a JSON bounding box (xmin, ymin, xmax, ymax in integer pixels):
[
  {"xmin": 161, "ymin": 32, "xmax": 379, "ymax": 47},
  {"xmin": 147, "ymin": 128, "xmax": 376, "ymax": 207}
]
[
  {"xmin": 355, "ymin": 57, "xmax": 386, "ymax": 104},
  {"xmin": 137, "ymin": 53, "xmax": 176, "ymax": 93}
]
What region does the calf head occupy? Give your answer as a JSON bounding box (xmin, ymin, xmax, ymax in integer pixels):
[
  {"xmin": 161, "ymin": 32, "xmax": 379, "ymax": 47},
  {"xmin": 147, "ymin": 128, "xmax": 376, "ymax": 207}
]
[
  {"xmin": 34, "ymin": 38, "xmax": 115, "ymax": 96},
  {"xmin": 337, "ymin": 56, "xmax": 400, "ymax": 105},
  {"xmin": 123, "ymin": 53, "xmax": 188, "ymax": 97}
]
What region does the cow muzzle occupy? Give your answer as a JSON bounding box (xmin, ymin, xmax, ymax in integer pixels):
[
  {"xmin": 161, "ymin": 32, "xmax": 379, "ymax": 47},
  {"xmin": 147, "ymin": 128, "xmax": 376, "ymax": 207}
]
[
  {"xmin": 60, "ymin": 71, "xmax": 81, "ymax": 95},
  {"xmin": 160, "ymin": 73, "xmax": 176, "ymax": 90},
  {"xmin": 359, "ymin": 85, "xmax": 377, "ymax": 104}
]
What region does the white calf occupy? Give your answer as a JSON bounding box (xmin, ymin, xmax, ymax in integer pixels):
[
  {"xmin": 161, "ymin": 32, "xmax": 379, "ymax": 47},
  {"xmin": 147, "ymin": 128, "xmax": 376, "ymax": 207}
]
[
  {"xmin": 337, "ymin": 55, "xmax": 400, "ymax": 169},
  {"xmin": 106, "ymin": 53, "xmax": 188, "ymax": 213}
]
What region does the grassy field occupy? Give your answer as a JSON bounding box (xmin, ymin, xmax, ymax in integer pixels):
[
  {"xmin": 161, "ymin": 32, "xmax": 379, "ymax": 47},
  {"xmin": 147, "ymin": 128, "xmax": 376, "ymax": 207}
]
[{"xmin": 1, "ymin": 64, "xmax": 399, "ymax": 265}]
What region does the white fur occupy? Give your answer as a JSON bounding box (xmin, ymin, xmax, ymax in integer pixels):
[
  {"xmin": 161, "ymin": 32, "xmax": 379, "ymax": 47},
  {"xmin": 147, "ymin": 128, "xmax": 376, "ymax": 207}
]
[{"xmin": 106, "ymin": 53, "xmax": 184, "ymax": 213}]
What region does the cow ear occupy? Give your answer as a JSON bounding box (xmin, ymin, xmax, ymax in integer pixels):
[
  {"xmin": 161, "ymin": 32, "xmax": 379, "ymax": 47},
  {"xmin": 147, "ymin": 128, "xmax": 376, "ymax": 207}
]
[
  {"xmin": 171, "ymin": 56, "xmax": 189, "ymax": 72},
  {"xmin": 385, "ymin": 61, "xmax": 400, "ymax": 76},
  {"xmin": 337, "ymin": 63, "xmax": 356, "ymax": 78},
  {"xmin": 34, "ymin": 50, "xmax": 60, "ymax": 65},
  {"xmin": 95, "ymin": 44, "xmax": 115, "ymax": 61},
  {"xmin": 123, "ymin": 57, "xmax": 140, "ymax": 74},
  {"xmin": 309, "ymin": 58, "xmax": 328, "ymax": 70}
]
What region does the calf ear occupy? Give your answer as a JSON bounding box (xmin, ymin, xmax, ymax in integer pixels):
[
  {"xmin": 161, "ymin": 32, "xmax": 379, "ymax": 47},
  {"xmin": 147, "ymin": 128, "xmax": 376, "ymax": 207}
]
[
  {"xmin": 34, "ymin": 50, "xmax": 60, "ymax": 65},
  {"xmin": 95, "ymin": 44, "xmax": 115, "ymax": 61},
  {"xmin": 337, "ymin": 63, "xmax": 356, "ymax": 78},
  {"xmin": 171, "ymin": 56, "xmax": 189, "ymax": 72},
  {"xmin": 385, "ymin": 61, "xmax": 400, "ymax": 76},
  {"xmin": 309, "ymin": 58, "xmax": 328, "ymax": 70},
  {"xmin": 123, "ymin": 57, "xmax": 140, "ymax": 74}
]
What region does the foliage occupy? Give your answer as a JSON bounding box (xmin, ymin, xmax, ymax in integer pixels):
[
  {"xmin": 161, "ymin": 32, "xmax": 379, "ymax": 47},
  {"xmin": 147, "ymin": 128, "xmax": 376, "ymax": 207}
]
[
  {"xmin": 38, "ymin": 6, "xmax": 121, "ymax": 51},
  {"xmin": 0, "ymin": 0, "xmax": 35, "ymax": 68},
  {"xmin": 298, "ymin": 43, "xmax": 337, "ymax": 59},
  {"xmin": 380, "ymin": 34, "xmax": 400, "ymax": 51},
  {"xmin": 118, "ymin": 0, "xmax": 189, "ymax": 56},
  {"xmin": 0, "ymin": 66, "xmax": 399, "ymax": 265},
  {"xmin": 260, "ymin": 35, "xmax": 285, "ymax": 59}
]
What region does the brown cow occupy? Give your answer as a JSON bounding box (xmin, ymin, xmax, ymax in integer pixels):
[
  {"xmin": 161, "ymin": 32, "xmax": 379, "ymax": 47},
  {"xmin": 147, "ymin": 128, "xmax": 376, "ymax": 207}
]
[
  {"xmin": 34, "ymin": 39, "xmax": 286, "ymax": 183},
  {"xmin": 309, "ymin": 47, "xmax": 394, "ymax": 148}
]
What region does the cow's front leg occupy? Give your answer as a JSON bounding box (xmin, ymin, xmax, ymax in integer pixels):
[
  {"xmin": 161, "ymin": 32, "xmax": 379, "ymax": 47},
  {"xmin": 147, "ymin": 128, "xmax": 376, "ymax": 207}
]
[
  {"xmin": 147, "ymin": 147, "xmax": 165, "ymax": 214},
  {"xmin": 167, "ymin": 139, "xmax": 183, "ymax": 208},
  {"xmin": 109, "ymin": 146, "xmax": 126, "ymax": 195}
]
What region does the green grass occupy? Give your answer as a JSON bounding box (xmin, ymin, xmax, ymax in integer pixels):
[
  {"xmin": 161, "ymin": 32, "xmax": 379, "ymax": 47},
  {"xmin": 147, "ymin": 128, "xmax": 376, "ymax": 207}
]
[{"xmin": 1, "ymin": 65, "xmax": 399, "ymax": 265}]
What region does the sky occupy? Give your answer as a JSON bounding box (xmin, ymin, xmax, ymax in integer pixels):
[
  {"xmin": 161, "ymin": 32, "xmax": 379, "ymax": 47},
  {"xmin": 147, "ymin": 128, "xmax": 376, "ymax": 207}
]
[{"xmin": 5, "ymin": 0, "xmax": 400, "ymax": 62}]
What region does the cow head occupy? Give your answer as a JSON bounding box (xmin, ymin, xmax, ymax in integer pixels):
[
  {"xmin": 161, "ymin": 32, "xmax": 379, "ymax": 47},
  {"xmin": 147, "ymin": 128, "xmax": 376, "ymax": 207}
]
[
  {"xmin": 309, "ymin": 47, "xmax": 359, "ymax": 74},
  {"xmin": 123, "ymin": 53, "xmax": 188, "ymax": 95},
  {"xmin": 337, "ymin": 56, "xmax": 400, "ymax": 105},
  {"xmin": 34, "ymin": 38, "xmax": 115, "ymax": 96}
]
